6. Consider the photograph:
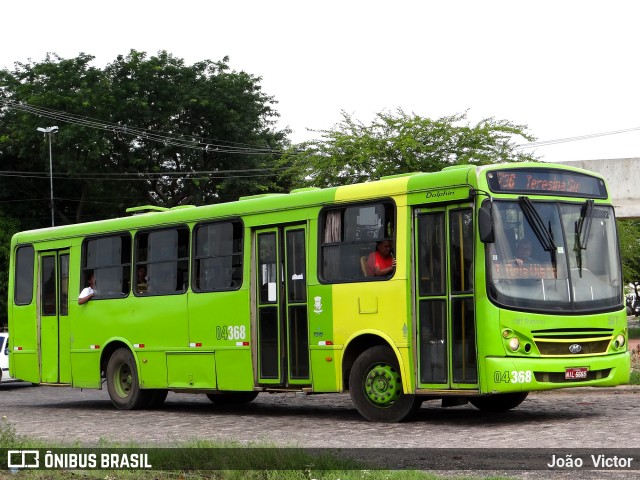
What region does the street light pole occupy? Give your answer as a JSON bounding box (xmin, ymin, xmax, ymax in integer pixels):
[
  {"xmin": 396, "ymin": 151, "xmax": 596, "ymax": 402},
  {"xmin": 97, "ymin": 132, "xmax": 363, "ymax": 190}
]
[{"xmin": 36, "ymin": 126, "xmax": 58, "ymax": 227}]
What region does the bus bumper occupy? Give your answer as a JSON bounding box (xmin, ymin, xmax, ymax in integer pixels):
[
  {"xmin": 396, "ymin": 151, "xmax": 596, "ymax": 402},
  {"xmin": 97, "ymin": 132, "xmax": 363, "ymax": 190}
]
[{"xmin": 482, "ymin": 352, "xmax": 630, "ymax": 394}]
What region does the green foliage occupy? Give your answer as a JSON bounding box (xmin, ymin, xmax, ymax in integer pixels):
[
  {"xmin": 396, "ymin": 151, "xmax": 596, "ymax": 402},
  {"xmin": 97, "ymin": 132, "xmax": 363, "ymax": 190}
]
[
  {"xmin": 0, "ymin": 415, "xmax": 19, "ymax": 448},
  {"xmin": 616, "ymin": 219, "xmax": 640, "ymax": 285},
  {"xmin": 0, "ymin": 427, "xmax": 487, "ymax": 480},
  {"xmin": 0, "ymin": 50, "xmax": 290, "ymax": 230},
  {"xmin": 0, "ymin": 215, "xmax": 19, "ymax": 328},
  {"xmin": 280, "ymin": 109, "xmax": 538, "ymax": 188}
]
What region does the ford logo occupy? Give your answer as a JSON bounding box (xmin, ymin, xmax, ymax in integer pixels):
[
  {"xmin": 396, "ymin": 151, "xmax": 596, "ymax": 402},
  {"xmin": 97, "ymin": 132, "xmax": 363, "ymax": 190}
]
[{"xmin": 569, "ymin": 344, "xmax": 582, "ymax": 354}]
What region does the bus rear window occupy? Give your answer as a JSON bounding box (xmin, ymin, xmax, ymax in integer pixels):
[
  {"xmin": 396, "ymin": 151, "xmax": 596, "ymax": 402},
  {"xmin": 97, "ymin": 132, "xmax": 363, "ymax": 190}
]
[{"xmin": 14, "ymin": 245, "xmax": 34, "ymax": 305}]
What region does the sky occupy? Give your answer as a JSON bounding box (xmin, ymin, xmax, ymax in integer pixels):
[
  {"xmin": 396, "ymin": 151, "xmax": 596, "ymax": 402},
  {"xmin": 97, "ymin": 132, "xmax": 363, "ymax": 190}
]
[{"xmin": 1, "ymin": 0, "xmax": 639, "ymax": 163}]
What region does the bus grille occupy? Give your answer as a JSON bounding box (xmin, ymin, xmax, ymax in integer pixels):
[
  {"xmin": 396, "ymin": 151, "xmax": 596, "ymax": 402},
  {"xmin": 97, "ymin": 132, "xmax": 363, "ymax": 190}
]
[
  {"xmin": 531, "ymin": 328, "xmax": 613, "ymax": 356},
  {"xmin": 534, "ymin": 339, "xmax": 611, "ymax": 355},
  {"xmin": 534, "ymin": 369, "xmax": 611, "ymax": 383}
]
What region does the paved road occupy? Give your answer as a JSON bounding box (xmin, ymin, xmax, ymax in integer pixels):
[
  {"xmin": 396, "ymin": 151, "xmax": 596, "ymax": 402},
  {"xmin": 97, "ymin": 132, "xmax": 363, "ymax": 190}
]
[
  {"xmin": 1, "ymin": 382, "xmax": 639, "ymax": 448},
  {"xmin": 3, "ymin": 382, "xmax": 640, "ymax": 478}
]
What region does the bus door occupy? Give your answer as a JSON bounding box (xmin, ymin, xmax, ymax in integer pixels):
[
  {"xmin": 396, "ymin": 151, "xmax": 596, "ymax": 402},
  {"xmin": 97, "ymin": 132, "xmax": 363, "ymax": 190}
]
[
  {"xmin": 414, "ymin": 206, "xmax": 478, "ymax": 390},
  {"xmin": 38, "ymin": 250, "xmax": 70, "ymax": 383},
  {"xmin": 254, "ymin": 225, "xmax": 310, "ymax": 387}
]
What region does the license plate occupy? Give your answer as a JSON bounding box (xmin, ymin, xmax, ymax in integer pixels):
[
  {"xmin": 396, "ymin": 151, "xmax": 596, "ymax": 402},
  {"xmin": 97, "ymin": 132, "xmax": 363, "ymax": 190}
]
[{"xmin": 565, "ymin": 367, "xmax": 588, "ymax": 379}]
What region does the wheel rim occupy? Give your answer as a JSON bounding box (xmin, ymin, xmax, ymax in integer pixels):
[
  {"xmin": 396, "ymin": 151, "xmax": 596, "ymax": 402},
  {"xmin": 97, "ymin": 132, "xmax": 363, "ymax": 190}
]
[
  {"xmin": 113, "ymin": 362, "xmax": 133, "ymax": 399},
  {"xmin": 363, "ymin": 362, "xmax": 401, "ymax": 407}
]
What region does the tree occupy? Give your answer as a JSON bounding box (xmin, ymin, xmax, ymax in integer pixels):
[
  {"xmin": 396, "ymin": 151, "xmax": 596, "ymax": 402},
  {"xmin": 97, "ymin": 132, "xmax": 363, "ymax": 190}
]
[
  {"xmin": 616, "ymin": 219, "xmax": 640, "ymax": 288},
  {"xmin": 0, "ymin": 53, "xmax": 113, "ymax": 228},
  {"xmin": 0, "ymin": 214, "xmax": 19, "ymax": 329},
  {"xmin": 0, "ymin": 51, "xmax": 289, "ymax": 230},
  {"xmin": 279, "ymin": 109, "xmax": 538, "ymax": 188},
  {"xmin": 103, "ymin": 51, "xmax": 289, "ymax": 207}
]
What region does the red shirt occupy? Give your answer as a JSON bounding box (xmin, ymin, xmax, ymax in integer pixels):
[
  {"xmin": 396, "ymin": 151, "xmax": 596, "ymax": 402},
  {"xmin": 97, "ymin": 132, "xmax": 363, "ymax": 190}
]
[{"xmin": 367, "ymin": 251, "xmax": 393, "ymax": 276}]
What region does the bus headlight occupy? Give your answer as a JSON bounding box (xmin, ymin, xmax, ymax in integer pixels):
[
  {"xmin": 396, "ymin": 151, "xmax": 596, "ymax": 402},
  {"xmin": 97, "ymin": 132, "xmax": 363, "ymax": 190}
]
[
  {"xmin": 614, "ymin": 334, "xmax": 625, "ymax": 349},
  {"xmin": 509, "ymin": 337, "xmax": 520, "ymax": 352}
]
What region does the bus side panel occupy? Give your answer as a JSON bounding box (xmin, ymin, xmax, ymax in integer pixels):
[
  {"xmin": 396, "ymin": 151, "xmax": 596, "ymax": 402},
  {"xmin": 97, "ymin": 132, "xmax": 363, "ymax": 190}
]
[
  {"xmin": 70, "ymin": 294, "xmax": 189, "ymax": 388},
  {"xmin": 137, "ymin": 351, "xmax": 167, "ymax": 388},
  {"xmin": 188, "ymin": 290, "xmax": 252, "ymax": 390},
  {"xmin": 58, "ymin": 314, "xmax": 72, "ymax": 383},
  {"xmin": 9, "ymin": 304, "xmax": 39, "ymax": 383},
  {"xmin": 215, "ymin": 350, "xmax": 253, "ymax": 390},
  {"xmin": 332, "ymin": 280, "xmax": 413, "ymax": 391},
  {"xmin": 472, "ymin": 298, "xmax": 505, "ymax": 394},
  {"xmin": 307, "ymin": 284, "xmax": 339, "ymax": 392},
  {"xmin": 70, "ymin": 352, "xmax": 101, "ymax": 388},
  {"xmin": 167, "ymin": 353, "xmax": 216, "ymax": 388}
]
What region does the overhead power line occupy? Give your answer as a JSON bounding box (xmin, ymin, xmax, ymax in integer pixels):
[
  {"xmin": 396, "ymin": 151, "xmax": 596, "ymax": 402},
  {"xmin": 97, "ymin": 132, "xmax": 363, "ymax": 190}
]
[
  {"xmin": 7, "ymin": 98, "xmax": 638, "ymax": 155},
  {"xmin": 0, "ymin": 99, "xmax": 289, "ymax": 155},
  {"xmin": 515, "ymin": 125, "xmax": 640, "ymax": 150}
]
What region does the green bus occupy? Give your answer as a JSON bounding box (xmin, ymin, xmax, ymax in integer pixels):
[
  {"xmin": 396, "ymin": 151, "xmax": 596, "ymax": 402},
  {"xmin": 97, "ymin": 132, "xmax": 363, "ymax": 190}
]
[{"xmin": 7, "ymin": 162, "xmax": 630, "ymax": 422}]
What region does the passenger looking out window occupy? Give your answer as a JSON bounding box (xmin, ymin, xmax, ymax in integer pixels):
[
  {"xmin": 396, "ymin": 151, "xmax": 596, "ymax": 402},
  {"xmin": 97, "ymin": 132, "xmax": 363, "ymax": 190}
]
[{"xmin": 366, "ymin": 240, "xmax": 396, "ymax": 276}]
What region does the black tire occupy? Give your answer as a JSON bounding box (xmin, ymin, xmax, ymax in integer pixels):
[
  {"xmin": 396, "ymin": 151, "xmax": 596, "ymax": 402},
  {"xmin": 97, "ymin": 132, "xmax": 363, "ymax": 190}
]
[
  {"xmin": 144, "ymin": 389, "xmax": 168, "ymax": 409},
  {"xmin": 349, "ymin": 345, "xmax": 421, "ymax": 422},
  {"xmin": 206, "ymin": 391, "xmax": 259, "ymax": 405},
  {"xmin": 469, "ymin": 392, "xmax": 529, "ymax": 412},
  {"xmin": 106, "ymin": 348, "xmax": 150, "ymax": 410}
]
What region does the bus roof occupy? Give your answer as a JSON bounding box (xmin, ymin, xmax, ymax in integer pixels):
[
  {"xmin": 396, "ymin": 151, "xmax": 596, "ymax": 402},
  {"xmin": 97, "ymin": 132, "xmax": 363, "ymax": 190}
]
[{"xmin": 12, "ymin": 162, "xmax": 599, "ymax": 245}]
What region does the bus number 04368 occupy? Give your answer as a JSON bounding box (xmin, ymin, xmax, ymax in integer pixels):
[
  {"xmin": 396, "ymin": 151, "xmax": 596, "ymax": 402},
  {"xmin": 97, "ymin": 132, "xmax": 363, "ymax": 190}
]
[
  {"xmin": 216, "ymin": 325, "xmax": 246, "ymax": 341},
  {"xmin": 494, "ymin": 370, "xmax": 532, "ymax": 384}
]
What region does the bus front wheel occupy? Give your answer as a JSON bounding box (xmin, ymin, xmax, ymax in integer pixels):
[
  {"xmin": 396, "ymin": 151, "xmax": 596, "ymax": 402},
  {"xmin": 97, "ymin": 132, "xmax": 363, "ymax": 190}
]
[
  {"xmin": 469, "ymin": 392, "xmax": 529, "ymax": 412},
  {"xmin": 106, "ymin": 348, "xmax": 149, "ymax": 410},
  {"xmin": 349, "ymin": 345, "xmax": 421, "ymax": 422}
]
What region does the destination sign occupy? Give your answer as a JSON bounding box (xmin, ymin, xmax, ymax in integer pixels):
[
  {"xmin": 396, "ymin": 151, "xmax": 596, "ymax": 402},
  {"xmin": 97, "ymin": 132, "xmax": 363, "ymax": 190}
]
[{"xmin": 486, "ymin": 168, "xmax": 607, "ymax": 198}]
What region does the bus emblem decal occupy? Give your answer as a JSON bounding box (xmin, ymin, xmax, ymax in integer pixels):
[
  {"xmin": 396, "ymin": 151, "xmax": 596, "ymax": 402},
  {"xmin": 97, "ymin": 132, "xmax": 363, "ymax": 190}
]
[
  {"xmin": 313, "ymin": 296, "xmax": 323, "ymax": 314},
  {"xmin": 569, "ymin": 344, "xmax": 582, "ymax": 354}
]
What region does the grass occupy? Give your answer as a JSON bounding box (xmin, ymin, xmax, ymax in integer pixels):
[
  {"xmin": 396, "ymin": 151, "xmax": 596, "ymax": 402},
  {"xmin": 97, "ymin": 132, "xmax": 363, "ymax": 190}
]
[
  {"xmin": 628, "ymin": 321, "xmax": 640, "ymax": 385},
  {"xmin": 628, "ymin": 326, "xmax": 640, "ymax": 339},
  {"xmin": 0, "ymin": 416, "xmax": 514, "ymax": 480}
]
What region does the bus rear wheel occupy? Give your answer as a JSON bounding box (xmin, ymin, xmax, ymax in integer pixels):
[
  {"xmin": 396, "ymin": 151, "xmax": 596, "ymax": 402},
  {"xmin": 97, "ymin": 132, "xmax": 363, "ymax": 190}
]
[
  {"xmin": 469, "ymin": 392, "xmax": 529, "ymax": 412},
  {"xmin": 106, "ymin": 348, "xmax": 150, "ymax": 410},
  {"xmin": 349, "ymin": 345, "xmax": 421, "ymax": 422},
  {"xmin": 206, "ymin": 391, "xmax": 259, "ymax": 405}
]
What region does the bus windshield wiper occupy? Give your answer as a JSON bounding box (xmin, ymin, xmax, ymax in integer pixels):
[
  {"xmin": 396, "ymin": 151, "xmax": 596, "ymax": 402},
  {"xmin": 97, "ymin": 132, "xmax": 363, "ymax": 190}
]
[
  {"xmin": 576, "ymin": 199, "xmax": 594, "ymax": 250},
  {"xmin": 518, "ymin": 197, "xmax": 556, "ymax": 252},
  {"xmin": 574, "ymin": 199, "xmax": 594, "ymax": 277},
  {"xmin": 519, "ymin": 196, "xmax": 557, "ymax": 278}
]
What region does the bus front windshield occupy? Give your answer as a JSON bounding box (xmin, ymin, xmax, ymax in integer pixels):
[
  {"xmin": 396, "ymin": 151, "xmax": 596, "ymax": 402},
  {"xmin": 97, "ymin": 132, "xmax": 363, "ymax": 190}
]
[{"xmin": 486, "ymin": 198, "xmax": 622, "ymax": 313}]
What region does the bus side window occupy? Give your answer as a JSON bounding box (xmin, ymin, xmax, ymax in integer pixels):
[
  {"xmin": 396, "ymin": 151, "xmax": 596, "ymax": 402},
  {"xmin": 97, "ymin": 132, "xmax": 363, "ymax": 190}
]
[
  {"xmin": 81, "ymin": 234, "xmax": 131, "ymax": 299},
  {"xmin": 135, "ymin": 227, "xmax": 189, "ymax": 296},
  {"xmin": 193, "ymin": 220, "xmax": 243, "ymax": 292},
  {"xmin": 320, "ymin": 202, "xmax": 395, "ymax": 283}
]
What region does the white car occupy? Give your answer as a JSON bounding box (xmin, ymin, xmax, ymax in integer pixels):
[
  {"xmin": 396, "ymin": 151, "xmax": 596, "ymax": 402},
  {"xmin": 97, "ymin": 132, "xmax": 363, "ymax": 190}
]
[{"xmin": 0, "ymin": 332, "xmax": 14, "ymax": 382}]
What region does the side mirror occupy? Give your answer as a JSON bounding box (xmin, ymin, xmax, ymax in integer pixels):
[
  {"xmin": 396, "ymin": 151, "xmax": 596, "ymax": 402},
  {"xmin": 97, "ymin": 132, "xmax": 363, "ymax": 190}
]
[{"xmin": 479, "ymin": 204, "xmax": 495, "ymax": 243}]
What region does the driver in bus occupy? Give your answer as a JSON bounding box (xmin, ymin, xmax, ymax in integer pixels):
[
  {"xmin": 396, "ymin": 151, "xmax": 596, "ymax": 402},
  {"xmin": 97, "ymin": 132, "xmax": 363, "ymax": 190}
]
[{"xmin": 512, "ymin": 239, "xmax": 536, "ymax": 266}]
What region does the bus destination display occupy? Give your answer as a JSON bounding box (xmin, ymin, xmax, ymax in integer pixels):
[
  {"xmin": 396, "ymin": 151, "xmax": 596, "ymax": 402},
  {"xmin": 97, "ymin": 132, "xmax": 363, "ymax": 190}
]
[{"xmin": 486, "ymin": 168, "xmax": 607, "ymax": 198}]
